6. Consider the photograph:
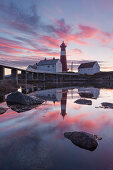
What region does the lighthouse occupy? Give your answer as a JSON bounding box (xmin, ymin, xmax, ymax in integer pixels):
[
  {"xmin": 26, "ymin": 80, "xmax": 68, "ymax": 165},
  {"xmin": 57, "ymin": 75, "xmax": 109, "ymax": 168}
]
[
  {"xmin": 60, "ymin": 41, "xmax": 67, "ymax": 72},
  {"xmin": 60, "ymin": 89, "xmax": 68, "ymax": 119}
]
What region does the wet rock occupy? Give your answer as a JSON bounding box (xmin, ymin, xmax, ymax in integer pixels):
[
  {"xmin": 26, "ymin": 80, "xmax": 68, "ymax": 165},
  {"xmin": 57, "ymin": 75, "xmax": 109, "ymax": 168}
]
[
  {"xmin": 6, "ymin": 91, "xmax": 44, "ymax": 105},
  {"xmin": 101, "ymin": 102, "xmax": 113, "ymax": 109},
  {"xmin": 0, "ymin": 107, "xmax": 8, "ymax": 115},
  {"xmin": 64, "ymin": 131, "xmax": 102, "ymax": 151},
  {"xmin": 74, "ymin": 99, "xmax": 92, "ymax": 105},
  {"xmin": 7, "ymin": 103, "xmax": 38, "ymax": 113}
]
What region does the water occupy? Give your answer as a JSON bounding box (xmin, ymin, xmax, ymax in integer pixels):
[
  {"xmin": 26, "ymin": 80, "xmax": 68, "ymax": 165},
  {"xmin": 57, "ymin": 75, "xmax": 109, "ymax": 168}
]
[{"xmin": 0, "ymin": 85, "xmax": 113, "ymax": 170}]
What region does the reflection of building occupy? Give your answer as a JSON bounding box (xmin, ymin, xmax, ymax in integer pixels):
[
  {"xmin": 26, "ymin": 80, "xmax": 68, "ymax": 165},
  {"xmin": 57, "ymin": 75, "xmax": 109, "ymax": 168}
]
[
  {"xmin": 60, "ymin": 89, "xmax": 68, "ymax": 119},
  {"xmin": 21, "ymin": 84, "xmax": 38, "ymax": 94},
  {"xmin": 78, "ymin": 87, "xmax": 100, "ymax": 99},
  {"xmin": 78, "ymin": 61, "xmax": 100, "ymax": 75},
  {"xmin": 37, "ymin": 88, "xmax": 62, "ymax": 102},
  {"xmin": 37, "ymin": 88, "xmax": 68, "ymax": 119}
]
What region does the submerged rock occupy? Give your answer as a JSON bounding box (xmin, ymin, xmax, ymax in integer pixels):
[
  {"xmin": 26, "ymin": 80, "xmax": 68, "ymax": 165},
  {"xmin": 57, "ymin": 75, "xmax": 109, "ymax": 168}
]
[
  {"xmin": 101, "ymin": 102, "xmax": 113, "ymax": 109},
  {"xmin": 6, "ymin": 91, "xmax": 44, "ymax": 105},
  {"xmin": 0, "ymin": 107, "xmax": 8, "ymax": 115},
  {"xmin": 74, "ymin": 99, "xmax": 92, "ymax": 105},
  {"xmin": 64, "ymin": 131, "xmax": 102, "ymax": 151}
]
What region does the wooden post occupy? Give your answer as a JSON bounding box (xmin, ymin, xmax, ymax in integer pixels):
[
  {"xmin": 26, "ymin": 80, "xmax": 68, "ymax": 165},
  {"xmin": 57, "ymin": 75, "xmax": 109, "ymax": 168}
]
[
  {"xmin": 0, "ymin": 66, "xmax": 5, "ymax": 80},
  {"xmin": 11, "ymin": 68, "xmax": 18, "ymax": 83},
  {"xmin": 33, "ymin": 73, "xmax": 38, "ymax": 80},
  {"xmin": 21, "ymin": 70, "xmax": 27, "ymax": 79},
  {"xmin": 43, "ymin": 73, "xmax": 45, "ymax": 81},
  {"xmin": 27, "ymin": 72, "xmax": 33, "ymax": 81}
]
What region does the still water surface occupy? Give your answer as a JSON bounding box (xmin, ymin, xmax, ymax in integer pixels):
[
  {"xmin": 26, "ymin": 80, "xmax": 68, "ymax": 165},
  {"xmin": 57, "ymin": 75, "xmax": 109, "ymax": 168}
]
[{"xmin": 0, "ymin": 85, "xmax": 113, "ymax": 170}]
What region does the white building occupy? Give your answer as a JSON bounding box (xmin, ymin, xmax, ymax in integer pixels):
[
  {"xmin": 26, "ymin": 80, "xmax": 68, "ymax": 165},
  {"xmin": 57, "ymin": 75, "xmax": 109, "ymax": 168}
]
[
  {"xmin": 27, "ymin": 64, "xmax": 37, "ymax": 72},
  {"xmin": 27, "ymin": 58, "xmax": 62, "ymax": 73},
  {"xmin": 78, "ymin": 61, "xmax": 100, "ymax": 75}
]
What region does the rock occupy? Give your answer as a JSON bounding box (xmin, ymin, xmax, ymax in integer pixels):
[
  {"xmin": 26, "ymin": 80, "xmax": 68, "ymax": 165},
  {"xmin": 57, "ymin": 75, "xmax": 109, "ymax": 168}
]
[
  {"xmin": 6, "ymin": 91, "xmax": 44, "ymax": 105},
  {"xmin": 0, "ymin": 107, "xmax": 8, "ymax": 115},
  {"xmin": 7, "ymin": 103, "xmax": 38, "ymax": 113},
  {"xmin": 64, "ymin": 131, "xmax": 102, "ymax": 151},
  {"xmin": 74, "ymin": 99, "xmax": 92, "ymax": 105},
  {"xmin": 101, "ymin": 102, "xmax": 113, "ymax": 109}
]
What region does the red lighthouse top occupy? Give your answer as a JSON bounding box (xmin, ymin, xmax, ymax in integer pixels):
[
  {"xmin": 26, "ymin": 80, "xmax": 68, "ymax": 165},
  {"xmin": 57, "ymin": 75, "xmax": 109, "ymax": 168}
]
[{"xmin": 60, "ymin": 41, "xmax": 67, "ymax": 48}]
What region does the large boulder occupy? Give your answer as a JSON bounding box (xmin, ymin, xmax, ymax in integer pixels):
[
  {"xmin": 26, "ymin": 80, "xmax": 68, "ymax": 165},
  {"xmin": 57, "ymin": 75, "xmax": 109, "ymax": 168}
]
[
  {"xmin": 64, "ymin": 131, "xmax": 102, "ymax": 151},
  {"xmin": 74, "ymin": 99, "xmax": 92, "ymax": 105},
  {"xmin": 6, "ymin": 91, "xmax": 44, "ymax": 105}
]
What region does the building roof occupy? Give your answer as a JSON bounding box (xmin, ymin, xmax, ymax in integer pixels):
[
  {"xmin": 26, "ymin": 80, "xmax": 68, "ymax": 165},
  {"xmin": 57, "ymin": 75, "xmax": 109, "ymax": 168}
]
[
  {"xmin": 28, "ymin": 64, "xmax": 37, "ymax": 69},
  {"xmin": 37, "ymin": 59, "xmax": 59, "ymax": 66},
  {"xmin": 78, "ymin": 62, "xmax": 97, "ymax": 69}
]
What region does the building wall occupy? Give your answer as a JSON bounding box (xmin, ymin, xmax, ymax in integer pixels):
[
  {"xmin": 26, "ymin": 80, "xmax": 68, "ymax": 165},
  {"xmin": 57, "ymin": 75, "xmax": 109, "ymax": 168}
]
[
  {"xmin": 78, "ymin": 62, "xmax": 100, "ymax": 75},
  {"xmin": 37, "ymin": 60, "xmax": 62, "ymax": 73},
  {"xmin": 93, "ymin": 62, "xmax": 100, "ymax": 74},
  {"xmin": 56, "ymin": 60, "xmax": 62, "ymax": 72},
  {"xmin": 37, "ymin": 64, "xmax": 56, "ymax": 73}
]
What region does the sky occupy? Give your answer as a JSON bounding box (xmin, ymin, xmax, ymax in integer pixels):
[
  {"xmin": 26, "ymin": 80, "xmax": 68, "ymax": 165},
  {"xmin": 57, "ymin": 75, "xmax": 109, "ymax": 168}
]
[{"xmin": 0, "ymin": 0, "xmax": 113, "ymax": 71}]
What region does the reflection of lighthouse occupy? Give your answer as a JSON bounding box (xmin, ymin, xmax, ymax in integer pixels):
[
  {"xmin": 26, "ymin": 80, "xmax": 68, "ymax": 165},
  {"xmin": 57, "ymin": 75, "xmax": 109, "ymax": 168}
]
[
  {"xmin": 60, "ymin": 41, "xmax": 67, "ymax": 72},
  {"xmin": 60, "ymin": 89, "xmax": 68, "ymax": 119}
]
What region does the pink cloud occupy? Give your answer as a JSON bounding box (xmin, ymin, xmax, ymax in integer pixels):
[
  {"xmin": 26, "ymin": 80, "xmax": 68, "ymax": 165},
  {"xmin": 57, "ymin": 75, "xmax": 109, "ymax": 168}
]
[
  {"xmin": 69, "ymin": 48, "xmax": 83, "ymax": 55},
  {"xmin": 46, "ymin": 22, "xmax": 113, "ymax": 46},
  {"xmin": 0, "ymin": 37, "xmax": 60, "ymax": 58},
  {"xmin": 0, "ymin": 46, "xmax": 26, "ymax": 54},
  {"xmin": 76, "ymin": 25, "xmax": 113, "ymax": 45},
  {"xmin": 96, "ymin": 31, "xmax": 113, "ymax": 44},
  {"xmin": 39, "ymin": 35, "xmax": 60, "ymax": 48},
  {"xmin": 78, "ymin": 25, "xmax": 99, "ymax": 38},
  {"xmin": 65, "ymin": 34, "xmax": 88, "ymax": 45}
]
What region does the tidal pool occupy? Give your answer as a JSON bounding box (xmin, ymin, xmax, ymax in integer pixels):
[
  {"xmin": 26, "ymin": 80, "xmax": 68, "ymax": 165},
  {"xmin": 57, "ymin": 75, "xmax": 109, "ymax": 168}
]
[{"xmin": 0, "ymin": 85, "xmax": 113, "ymax": 170}]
